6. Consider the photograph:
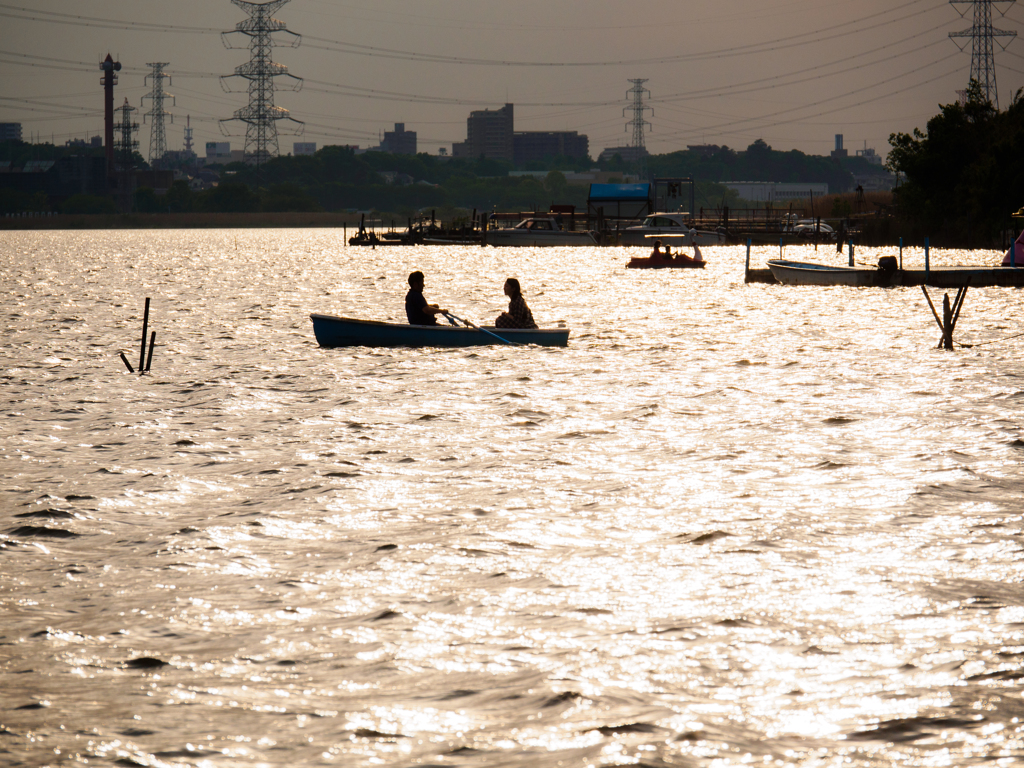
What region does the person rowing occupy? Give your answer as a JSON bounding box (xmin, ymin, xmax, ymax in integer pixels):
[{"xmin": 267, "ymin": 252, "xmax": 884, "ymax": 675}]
[{"xmin": 405, "ymin": 270, "xmax": 447, "ymax": 326}]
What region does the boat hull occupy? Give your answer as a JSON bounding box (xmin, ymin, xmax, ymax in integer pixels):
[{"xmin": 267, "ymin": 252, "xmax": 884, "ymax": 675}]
[
  {"xmin": 767, "ymin": 260, "xmax": 1024, "ymax": 288},
  {"xmin": 626, "ymin": 257, "xmax": 705, "ymax": 269},
  {"xmin": 310, "ymin": 314, "xmax": 570, "ymax": 348},
  {"xmin": 767, "ymin": 260, "xmax": 898, "ymax": 286}
]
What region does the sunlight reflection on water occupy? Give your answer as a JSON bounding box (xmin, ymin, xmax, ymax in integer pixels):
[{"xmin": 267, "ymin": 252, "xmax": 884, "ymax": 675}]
[{"xmin": 2, "ymin": 230, "xmax": 1024, "ymax": 766}]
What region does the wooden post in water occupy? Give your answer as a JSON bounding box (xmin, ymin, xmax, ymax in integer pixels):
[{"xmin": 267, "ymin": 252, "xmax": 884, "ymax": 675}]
[
  {"xmin": 922, "ymin": 284, "xmax": 968, "ymax": 350},
  {"xmin": 848, "ymin": 241, "xmax": 854, "ymax": 267},
  {"xmin": 145, "ymin": 331, "xmax": 156, "ymax": 372},
  {"xmin": 899, "ymin": 237, "xmax": 903, "ymax": 270},
  {"xmin": 925, "ymin": 237, "xmax": 930, "ymax": 283},
  {"xmin": 139, "ymin": 298, "xmax": 150, "ymax": 374},
  {"xmin": 745, "ymin": 238, "xmax": 751, "ymax": 280},
  {"xmin": 942, "ymin": 293, "xmax": 953, "ymax": 350}
]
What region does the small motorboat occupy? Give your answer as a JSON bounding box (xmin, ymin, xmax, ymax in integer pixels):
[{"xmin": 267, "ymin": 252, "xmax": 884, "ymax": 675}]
[{"xmin": 310, "ymin": 314, "xmax": 570, "ymax": 348}]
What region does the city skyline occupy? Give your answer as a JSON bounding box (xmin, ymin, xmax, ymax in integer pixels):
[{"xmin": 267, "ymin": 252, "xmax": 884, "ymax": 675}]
[{"xmin": 2, "ymin": 0, "xmax": 1024, "ymax": 161}]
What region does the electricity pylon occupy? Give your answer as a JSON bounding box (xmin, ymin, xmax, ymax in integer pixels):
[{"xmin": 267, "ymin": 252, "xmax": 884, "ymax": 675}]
[
  {"xmin": 949, "ymin": 0, "xmax": 1016, "ymax": 109},
  {"xmin": 624, "ymin": 79, "xmax": 652, "ymax": 181},
  {"xmin": 142, "ymin": 62, "xmax": 174, "ymax": 169},
  {"xmin": 113, "ymin": 98, "xmax": 139, "ymax": 212},
  {"xmin": 220, "ymin": 0, "xmax": 304, "ymax": 183}
]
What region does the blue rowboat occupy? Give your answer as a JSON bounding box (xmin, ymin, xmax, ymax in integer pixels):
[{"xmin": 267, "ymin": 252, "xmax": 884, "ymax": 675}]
[{"xmin": 310, "ymin": 314, "xmax": 570, "ymax": 348}]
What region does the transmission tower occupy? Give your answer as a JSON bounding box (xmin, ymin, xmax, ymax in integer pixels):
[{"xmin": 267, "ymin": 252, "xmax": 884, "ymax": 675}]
[
  {"xmin": 113, "ymin": 98, "xmax": 139, "ymax": 212},
  {"xmin": 142, "ymin": 62, "xmax": 174, "ymax": 169},
  {"xmin": 949, "ymin": 1, "xmax": 1016, "ymax": 109},
  {"xmin": 220, "ymin": 0, "xmax": 304, "ymax": 182},
  {"xmin": 624, "ymin": 79, "xmax": 653, "ymax": 180}
]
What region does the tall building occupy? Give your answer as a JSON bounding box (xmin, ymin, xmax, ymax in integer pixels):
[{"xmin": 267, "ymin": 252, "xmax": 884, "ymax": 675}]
[
  {"xmin": 380, "ymin": 123, "xmax": 417, "ymax": 155},
  {"xmin": 513, "ymin": 131, "xmax": 589, "ymax": 165},
  {"xmin": 830, "ymin": 134, "xmax": 848, "ymax": 159},
  {"xmin": 453, "ymin": 104, "xmax": 514, "ymax": 161},
  {"xmin": 0, "ymin": 123, "xmax": 23, "ymax": 141}
]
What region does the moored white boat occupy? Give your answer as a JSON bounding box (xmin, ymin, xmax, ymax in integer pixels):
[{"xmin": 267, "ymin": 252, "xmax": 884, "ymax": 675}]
[
  {"xmin": 485, "ymin": 217, "xmax": 598, "ymax": 247},
  {"xmin": 767, "ymin": 259, "xmax": 899, "ymax": 287},
  {"xmin": 619, "ymin": 213, "xmax": 725, "ymax": 246}
]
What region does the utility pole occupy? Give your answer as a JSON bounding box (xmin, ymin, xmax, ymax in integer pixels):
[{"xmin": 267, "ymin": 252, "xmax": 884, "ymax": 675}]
[
  {"xmin": 949, "ymin": 0, "xmax": 1016, "ymax": 109},
  {"xmin": 220, "ymin": 0, "xmax": 304, "ymax": 186},
  {"xmin": 624, "ymin": 79, "xmax": 652, "ymax": 181},
  {"xmin": 114, "ymin": 98, "xmax": 139, "ymax": 213},
  {"xmin": 142, "ymin": 62, "xmax": 174, "ymax": 169}
]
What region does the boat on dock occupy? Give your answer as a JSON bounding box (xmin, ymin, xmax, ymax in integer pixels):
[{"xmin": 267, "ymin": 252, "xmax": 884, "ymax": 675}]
[
  {"xmin": 619, "ymin": 213, "xmax": 725, "ymax": 247},
  {"xmin": 485, "ymin": 217, "xmax": 598, "ymax": 247},
  {"xmin": 310, "ymin": 314, "xmax": 570, "ymax": 348}
]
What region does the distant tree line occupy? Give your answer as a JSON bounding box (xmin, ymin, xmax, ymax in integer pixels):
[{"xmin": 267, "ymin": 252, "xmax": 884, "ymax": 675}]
[{"xmin": 1, "ymin": 137, "xmax": 881, "ymax": 219}]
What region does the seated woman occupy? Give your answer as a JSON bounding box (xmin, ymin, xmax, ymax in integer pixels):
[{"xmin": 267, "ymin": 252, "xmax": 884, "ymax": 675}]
[{"xmin": 495, "ymin": 277, "xmax": 538, "ymax": 329}]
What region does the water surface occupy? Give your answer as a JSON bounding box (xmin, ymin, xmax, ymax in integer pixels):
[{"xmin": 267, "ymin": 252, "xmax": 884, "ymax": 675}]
[{"xmin": 2, "ymin": 230, "xmax": 1024, "ymax": 767}]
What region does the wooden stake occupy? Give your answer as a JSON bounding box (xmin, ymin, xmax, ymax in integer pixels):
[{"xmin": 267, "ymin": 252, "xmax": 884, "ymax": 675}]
[
  {"xmin": 119, "ymin": 352, "xmax": 135, "ymax": 373},
  {"xmin": 139, "ymin": 297, "xmax": 150, "ymax": 374},
  {"xmin": 942, "ymin": 293, "xmax": 953, "ymax": 350},
  {"xmin": 145, "ymin": 331, "xmax": 156, "ymax": 372}
]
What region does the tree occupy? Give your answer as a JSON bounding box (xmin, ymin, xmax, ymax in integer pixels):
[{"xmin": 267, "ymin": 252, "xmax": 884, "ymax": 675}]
[
  {"xmin": 60, "ymin": 194, "xmax": 117, "ymax": 214},
  {"xmin": 887, "ymin": 79, "xmax": 1023, "ymax": 245},
  {"xmin": 198, "ymin": 181, "xmax": 260, "ymax": 213}
]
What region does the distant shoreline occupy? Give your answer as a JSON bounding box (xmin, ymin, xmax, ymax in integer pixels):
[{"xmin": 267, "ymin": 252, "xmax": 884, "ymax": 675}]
[{"xmin": 0, "ymin": 211, "xmax": 367, "ymax": 230}]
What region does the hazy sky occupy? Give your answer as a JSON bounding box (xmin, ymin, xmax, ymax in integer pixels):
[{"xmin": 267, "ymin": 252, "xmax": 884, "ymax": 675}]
[{"xmin": 3, "ymin": 0, "xmax": 1024, "ymax": 161}]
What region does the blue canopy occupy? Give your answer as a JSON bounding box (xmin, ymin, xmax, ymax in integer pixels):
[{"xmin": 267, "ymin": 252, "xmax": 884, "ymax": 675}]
[{"xmin": 588, "ymin": 183, "xmax": 651, "ymax": 201}]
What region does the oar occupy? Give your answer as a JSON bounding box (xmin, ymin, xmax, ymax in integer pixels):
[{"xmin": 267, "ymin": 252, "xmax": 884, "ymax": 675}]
[{"xmin": 442, "ymin": 311, "xmax": 520, "ymax": 346}]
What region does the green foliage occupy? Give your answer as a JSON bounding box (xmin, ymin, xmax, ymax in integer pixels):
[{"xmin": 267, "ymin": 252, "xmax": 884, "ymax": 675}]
[
  {"xmin": 164, "ymin": 180, "xmax": 193, "ymax": 213},
  {"xmin": 198, "ymin": 181, "xmax": 260, "ymax": 213},
  {"xmin": 887, "ymin": 80, "xmax": 1022, "ymax": 245},
  {"xmin": 133, "ymin": 187, "xmax": 163, "ymax": 213},
  {"xmin": 648, "ymin": 140, "xmax": 853, "ymax": 192},
  {"xmin": 260, "ymin": 182, "xmax": 322, "ymax": 212},
  {"xmin": 831, "ymin": 197, "xmax": 852, "ymax": 218},
  {"xmin": 0, "ymin": 189, "xmax": 50, "ymax": 214},
  {"xmin": 60, "ymin": 194, "xmax": 117, "ymax": 215}
]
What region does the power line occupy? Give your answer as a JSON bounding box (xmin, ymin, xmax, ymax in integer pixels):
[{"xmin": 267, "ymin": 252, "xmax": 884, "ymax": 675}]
[{"xmin": 0, "ymin": 0, "xmax": 938, "ymax": 69}]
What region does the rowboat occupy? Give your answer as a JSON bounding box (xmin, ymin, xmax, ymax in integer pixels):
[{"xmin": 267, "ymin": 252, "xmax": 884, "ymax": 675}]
[
  {"xmin": 310, "ymin": 314, "xmax": 570, "ymax": 347},
  {"xmin": 626, "ymin": 254, "xmax": 705, "ymax": 269}
]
